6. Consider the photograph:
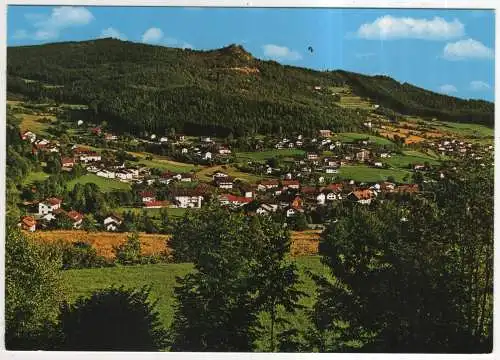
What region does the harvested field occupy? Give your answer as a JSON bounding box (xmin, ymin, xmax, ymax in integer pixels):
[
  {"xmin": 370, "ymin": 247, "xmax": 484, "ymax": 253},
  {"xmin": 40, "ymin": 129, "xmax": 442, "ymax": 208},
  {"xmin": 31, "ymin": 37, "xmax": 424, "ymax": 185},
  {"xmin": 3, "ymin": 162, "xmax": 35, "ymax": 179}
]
[
  {"xmin": 29, "ymin": 229, "xmax": 321, "ymax": 259},
  {"xmin": 28, "ymin": 230, "xmax": 170, "ymax": 259}
]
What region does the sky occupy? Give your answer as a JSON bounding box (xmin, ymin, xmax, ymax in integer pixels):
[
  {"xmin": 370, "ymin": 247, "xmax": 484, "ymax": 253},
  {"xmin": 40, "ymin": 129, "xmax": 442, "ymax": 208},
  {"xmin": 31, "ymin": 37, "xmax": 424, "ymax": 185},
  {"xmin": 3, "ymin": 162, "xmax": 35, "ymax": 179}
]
[{"xmin": 7, "ymin": 6, "xmax": 495, "ymax": 101}]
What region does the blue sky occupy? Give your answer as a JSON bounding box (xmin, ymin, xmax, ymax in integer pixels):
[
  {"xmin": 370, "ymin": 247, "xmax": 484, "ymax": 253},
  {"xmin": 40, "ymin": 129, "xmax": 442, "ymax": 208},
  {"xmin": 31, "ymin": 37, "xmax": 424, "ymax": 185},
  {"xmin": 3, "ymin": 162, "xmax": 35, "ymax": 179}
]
[{"xmin": 7, "ymin": 6, "xmax": 495, "ymax": 101}]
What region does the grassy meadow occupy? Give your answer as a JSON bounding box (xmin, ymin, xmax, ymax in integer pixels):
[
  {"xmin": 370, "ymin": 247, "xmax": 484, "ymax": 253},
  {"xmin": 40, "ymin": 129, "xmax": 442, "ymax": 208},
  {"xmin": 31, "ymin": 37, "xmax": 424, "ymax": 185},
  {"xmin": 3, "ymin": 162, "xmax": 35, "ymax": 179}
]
[{"xmin": 61, "ymin": 255, "xmax": 329, "ymax": 349}]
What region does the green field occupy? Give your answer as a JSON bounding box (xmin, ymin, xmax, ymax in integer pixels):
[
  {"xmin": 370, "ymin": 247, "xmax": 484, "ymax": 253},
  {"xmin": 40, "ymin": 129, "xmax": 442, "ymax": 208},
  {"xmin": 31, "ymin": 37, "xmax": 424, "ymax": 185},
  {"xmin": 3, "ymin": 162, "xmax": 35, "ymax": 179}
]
[
  {"xmin": 236, "ymin": 149, "xmax": 305, "ymax": 161},
  {"xmin": 136, "ymin": 159, "xmax": 200, "ymax": 173},
  {"xmin": 338, "ymin": 165, "xmax": 411, "ymax": 183},
  {"xmin": 334, "ymin": 132, "xmax": 395, "ymax": 146},
  {"xmin": 68, "ymin": 174, "xmax": 132, "ymax": 192},
  {"xmin": 385, "ymin": 151, "xmax": 441, "ymax": 169},
  {"xmin": 62, "ymin": 255, "xmax": 329, "ymax": 349},
  {"xmin": 22, "ymin": 171, "xmax": 50, "ymax": 185},
  {"xmin": 436, "ymin": 121, "xmax": 494, "ymax": 138}
]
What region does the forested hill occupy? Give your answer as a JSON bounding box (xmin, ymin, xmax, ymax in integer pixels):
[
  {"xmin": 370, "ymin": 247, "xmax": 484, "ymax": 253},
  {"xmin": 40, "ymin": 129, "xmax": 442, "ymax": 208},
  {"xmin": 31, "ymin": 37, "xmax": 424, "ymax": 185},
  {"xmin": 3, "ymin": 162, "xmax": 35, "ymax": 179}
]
[{"xmin": 7, "ymin": 38, "xmax": 494, "ymax": 137}]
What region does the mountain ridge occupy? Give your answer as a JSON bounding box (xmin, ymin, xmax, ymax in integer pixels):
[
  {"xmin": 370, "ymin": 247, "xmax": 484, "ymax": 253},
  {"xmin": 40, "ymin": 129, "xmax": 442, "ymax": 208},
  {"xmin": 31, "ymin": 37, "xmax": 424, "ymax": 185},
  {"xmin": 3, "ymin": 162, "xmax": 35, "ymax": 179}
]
[{"xmin": 7, "ymin": 38, "xmax": 494, "ymax": 137}]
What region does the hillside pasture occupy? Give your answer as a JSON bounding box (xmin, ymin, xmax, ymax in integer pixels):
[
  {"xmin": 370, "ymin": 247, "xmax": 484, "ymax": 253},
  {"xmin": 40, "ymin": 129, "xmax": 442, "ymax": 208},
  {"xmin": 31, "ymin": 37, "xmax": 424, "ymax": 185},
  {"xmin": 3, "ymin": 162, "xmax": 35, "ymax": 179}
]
[
  {"xmin": 334, "ymin": 132, "xmax": 395, "ymax": 146},
  {"xmin": 338, "ymin": 165, "xmax": 411, "ymax": 183},
  {"xmin": 236, "ymin": 149, "xmax": 305, "ymax": 161},
  {"xmin": 67, "ymin": 174, "xmax": 132, "ymax": 192},
  {"xmin": 195, "ymin": 165, "xmax": 267, "ymax": 183}
]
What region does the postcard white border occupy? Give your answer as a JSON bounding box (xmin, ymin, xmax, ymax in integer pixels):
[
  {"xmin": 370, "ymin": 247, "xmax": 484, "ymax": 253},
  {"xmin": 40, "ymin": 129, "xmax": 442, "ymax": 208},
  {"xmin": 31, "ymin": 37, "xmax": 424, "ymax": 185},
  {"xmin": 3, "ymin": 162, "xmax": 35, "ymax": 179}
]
[{"xmin": 1, "ymin": 1, "xmax": 499, "ymax": 360}]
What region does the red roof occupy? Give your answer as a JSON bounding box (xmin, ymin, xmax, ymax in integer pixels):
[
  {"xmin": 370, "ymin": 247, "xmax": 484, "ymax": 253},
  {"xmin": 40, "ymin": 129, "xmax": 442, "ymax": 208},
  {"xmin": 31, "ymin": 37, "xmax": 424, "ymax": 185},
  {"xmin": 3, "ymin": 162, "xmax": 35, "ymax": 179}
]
[
  {"xmin": 282, "ymin": 180, "xmax": 300, "ymax": 186},
  {"xmin": 325, "ymin": 183, "xmax": 343, "ymax": 192},
  {"xmin": 61, "ymin": 157, "xmax": 74, "ymax": 164},
  {"xmin": 301, "ymin": 186, "xmax": 318, "ymax": 195},
  {"xmin": 260, "ymin": 179, "xmax": 280, "ymax": 186},
  {"xmin": 21, "ymin": 216, "xmax": 36, "ymax": 227},
  {"xmin": 220, "ymin": 194, "xmax": 252, "ymax": 204},
  {"xmin": 140, "ymin": 191, "xmax": 156, "ymax": 197},
  {"xmin": 46, "ymin": 197, "xmax": 62, "ymax": 206},
  {"xmin": 144, "ymin": 200, "xmax": 170, "ymax": 208},
  {"xmin": 351, "ymin": 190, "xmax": 373, "ymax": 200},
  {"xmin": 396, "ymin": 184, "xmax": 419, "ymax": 194},
  {"xmin": 67, "ymin": 210, "xmax": 83, "ymax": 222}
]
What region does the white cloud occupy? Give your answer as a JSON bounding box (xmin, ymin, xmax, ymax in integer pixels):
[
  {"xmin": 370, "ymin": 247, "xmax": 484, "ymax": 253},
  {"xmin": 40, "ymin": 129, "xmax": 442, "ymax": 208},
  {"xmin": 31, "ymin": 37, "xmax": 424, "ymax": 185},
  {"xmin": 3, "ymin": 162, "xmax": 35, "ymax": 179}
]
[
  {"xmin": 439, "ymin": 84, "xmax": 458, "ymax": 94},
  {"xmin": 357, "ymin": 15, "xmax": 464, "ymax": 40},
  {"xmin": 442, "ymin": 38, "xmax": 494, "ymax": 60},
  {"xmin": 142, "ymin": 27, "xmax": 164, "ymax": 43},
  {"xmin": 35, "ymin": 7, "xmax": 94, "ymax": 30},
  {"xmin": 15, "ymin": 7, "xmax": 94, "ymax": 41},
  {"xmin": 262, "ymin": 44, "xmax": 302, "ymax": 61},
  {"xmin": 469, "ymin": 80, "xmax": 491, "ymax": 91},
  {"xmin": 100, "ymin": 27, "xmax": 127, "ymax": 40},
  {"xmin": 181, "ymin": 43, "xmax": 193, "ymax": 49},
  {"xmin": 12, "ymin": 29, "xmax": 29, "ymax": 40}
]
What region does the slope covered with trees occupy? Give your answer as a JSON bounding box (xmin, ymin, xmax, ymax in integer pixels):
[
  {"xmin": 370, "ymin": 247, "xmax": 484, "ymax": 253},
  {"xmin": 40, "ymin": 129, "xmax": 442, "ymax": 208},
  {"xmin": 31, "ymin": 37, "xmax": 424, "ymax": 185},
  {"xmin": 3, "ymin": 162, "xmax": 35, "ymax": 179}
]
[{"xmin": 7, "ymin": 38, "xmax": 493, "ymax": 137}]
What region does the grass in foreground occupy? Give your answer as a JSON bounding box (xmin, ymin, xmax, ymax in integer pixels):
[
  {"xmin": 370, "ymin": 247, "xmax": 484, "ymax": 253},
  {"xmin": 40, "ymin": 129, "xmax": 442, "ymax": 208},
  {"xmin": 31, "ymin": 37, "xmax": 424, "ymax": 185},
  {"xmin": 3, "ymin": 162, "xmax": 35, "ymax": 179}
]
[
  {"xmin": 67, "ymin": 174, "xmax": 132, "ymax": 192},
  {"xmin": 61, "ymin": 256, "xmax": 328, "ymax": 344},
  {"xmin": 22, "ymin": 171, "xmax": 50, "ymax": 185}
]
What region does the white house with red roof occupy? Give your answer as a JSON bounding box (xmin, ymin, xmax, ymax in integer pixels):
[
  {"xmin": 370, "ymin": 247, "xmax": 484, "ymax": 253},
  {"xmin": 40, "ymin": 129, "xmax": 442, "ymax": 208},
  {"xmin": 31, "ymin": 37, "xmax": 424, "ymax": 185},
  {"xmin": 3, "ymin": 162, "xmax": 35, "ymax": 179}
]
[
  {"xmin": 218, "ymin": 194, "xmax": 252, "ymax": 207},
  {"xmin": 38, "ymin": 197, "xmax": 62, "ymax": 215}
]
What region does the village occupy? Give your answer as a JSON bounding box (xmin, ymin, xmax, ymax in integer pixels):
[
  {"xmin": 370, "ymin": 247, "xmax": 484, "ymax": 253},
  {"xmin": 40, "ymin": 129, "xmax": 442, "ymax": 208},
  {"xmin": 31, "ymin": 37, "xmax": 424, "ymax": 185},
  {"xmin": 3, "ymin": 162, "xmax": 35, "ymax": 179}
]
[{"xmin": 17, "ymin": 117, "xmax": 494, "ymax": 234}]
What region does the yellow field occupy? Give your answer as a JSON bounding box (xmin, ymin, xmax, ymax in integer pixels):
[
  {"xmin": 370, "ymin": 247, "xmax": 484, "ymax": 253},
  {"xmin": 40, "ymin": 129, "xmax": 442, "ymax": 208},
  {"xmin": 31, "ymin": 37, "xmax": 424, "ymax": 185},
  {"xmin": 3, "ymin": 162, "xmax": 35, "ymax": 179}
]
[
  {"xmin": 29, "ymin": 229, "xmax": 322, "ymax": 259},
  {"xmin": 18, "ymin": 113, "xmax": 57, "ymax": 133}
]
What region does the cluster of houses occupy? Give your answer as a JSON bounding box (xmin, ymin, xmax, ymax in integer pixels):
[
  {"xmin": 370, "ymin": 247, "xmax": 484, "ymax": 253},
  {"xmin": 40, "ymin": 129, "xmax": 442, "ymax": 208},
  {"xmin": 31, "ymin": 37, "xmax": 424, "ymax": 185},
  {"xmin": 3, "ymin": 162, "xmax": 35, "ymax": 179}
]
[
  {"xmin": 425, "ymin": 138, "xmax": 492, "ymax": 161},
  {"xmin": 21, "ymin": 131, "xmax": 61, "ymax": 155},
  {"xmin": 19, "ymin": 197, "xmax": 84, "ymax": 232}
]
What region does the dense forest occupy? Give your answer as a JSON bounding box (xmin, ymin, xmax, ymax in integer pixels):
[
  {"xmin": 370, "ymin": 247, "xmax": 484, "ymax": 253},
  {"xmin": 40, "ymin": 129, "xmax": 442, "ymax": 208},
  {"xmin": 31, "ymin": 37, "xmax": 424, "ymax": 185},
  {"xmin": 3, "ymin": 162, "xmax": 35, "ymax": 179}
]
[{"xmin": 7, "ymin": 38, "xmax": 494, "ymax": 137}]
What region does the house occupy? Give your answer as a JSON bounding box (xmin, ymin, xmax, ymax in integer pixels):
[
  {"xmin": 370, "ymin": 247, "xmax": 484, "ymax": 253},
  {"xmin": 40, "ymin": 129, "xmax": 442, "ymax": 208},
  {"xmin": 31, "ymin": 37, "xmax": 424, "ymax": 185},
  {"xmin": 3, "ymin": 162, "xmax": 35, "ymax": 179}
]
[
  {"xmin": 96, "ymin": 169, "xmax": 115, "ymax": 179},
  {"xmin": 218, "ymin": 146, "xmax": 232, "ymax": 155},
  {"xmin": 295, "ymin": 140, "xmax": 303, "ymax": 147},
  {"xmin": 140, "ymin": 191, "xmax": 156, "ymax": 203},
  {"xmin": 66, "ymin": 210, "xmax": 84, "ymax": 229},
  {"xmin": 181, "ymin": 148, "xmax": 188, "ymax": 154},
  {"xmin": 19, "ymin": 216, "xmax": 36, "ymax": 232},
  {"xmin": 174, "ymin": 194, "xmax": 203, "ymax": 208},
  {"xmin": 218, "ymin": 194, "xmax": 252, "ymax": 207},
  {"xmin": 324, "ymin": 167, "xmax": 338, "ymax": 174},
  {"xmin": 395, "ymin": 184, "xmax": 419, "ymax": 194},
  {"xmin": 200, "ymin": 136, "xmax": 212, "ymax": 143},
  {"xmin": 144, "ymin": 200, "xmax": 170, "ymax": 209},
  {"xmin": 307, "ymin": 153, "xmax": 319, "ymax": 160},
  {"xmin": 380, "ymin": 153, "xmax": 390, "ymax": 158},
  {"xmin": 374, "ymin": 162, "xmax": 383, "ymax": 168},
  {"xmin": 282, "ymin": 180, "xmax": 300, "ymax": 190},
  {"xmin": 325, "ymin": 191, "xmax": 342, "ymax": 201},
  {"xmin": 103, "ymin": 214, "xmax": 123, "ymax": 231},
  {"xmin": 256, "ymin": 203, "xmax": 278, "ymax": 215},
  {"xmin": 91, "ymin": 127, "xmax": 102, "ymax": 136},
  {"xmin": 160, "ymin": 137, "xmax": 169, "ymax": 143},
  {"xmin": 180, "ymin": 173, "xmax": 193, "ymax": 182},
  {"xmin": 61, "ymin": 157, "xmax": 75, "ymax": 168},
  {"xmin": 316, "ymin": 193, "xmax": 326, "ymax": 205},
  {"xmin": 77, "ymin": 120, "xmax": 84, "ymax": 126},
  {"xmin": 414, "ymin": 164, "xmax": 426, "ymax": 171},
  {"xmin": 21, "ymin": 131, "xmax": 37, "ymax": 143},
  {"xmin": 347, "ymin": 189, "xmax": 374, "ymax": 204},
  {"xmin": 356, "ymin": 149, "xmax": 370, "ymax": 162},
  {"xmin": 319, "ymin": 129, "xmax": 332, "ymax": 138},
  {"xmin": 79, "ymin": 151, "xmax": 102, "ymax": 163},
  {"xmin": 115, "ymin": 170, "xmax": 133, "ymax": 181},
  {"xmin": 258, "ymin": 179, "xmax": 280, "ymax": 191},
  {"xmin": 214, "ymin": 176, "xmax": 234, "ymax": 189},
  {"xmin": 38, "ymin": 197, "xmax": 62, "ymax": 215},
  {"xmin": 203, "ymin": 152, "xmax": 212, "ymax": 160},
  {"xmin": 291, "ymin": 196, "xmax": 303, "ymax": 209},
  {"xmin": 286, "ymin": 206, "xmax": 304, "ymax": 217}
]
